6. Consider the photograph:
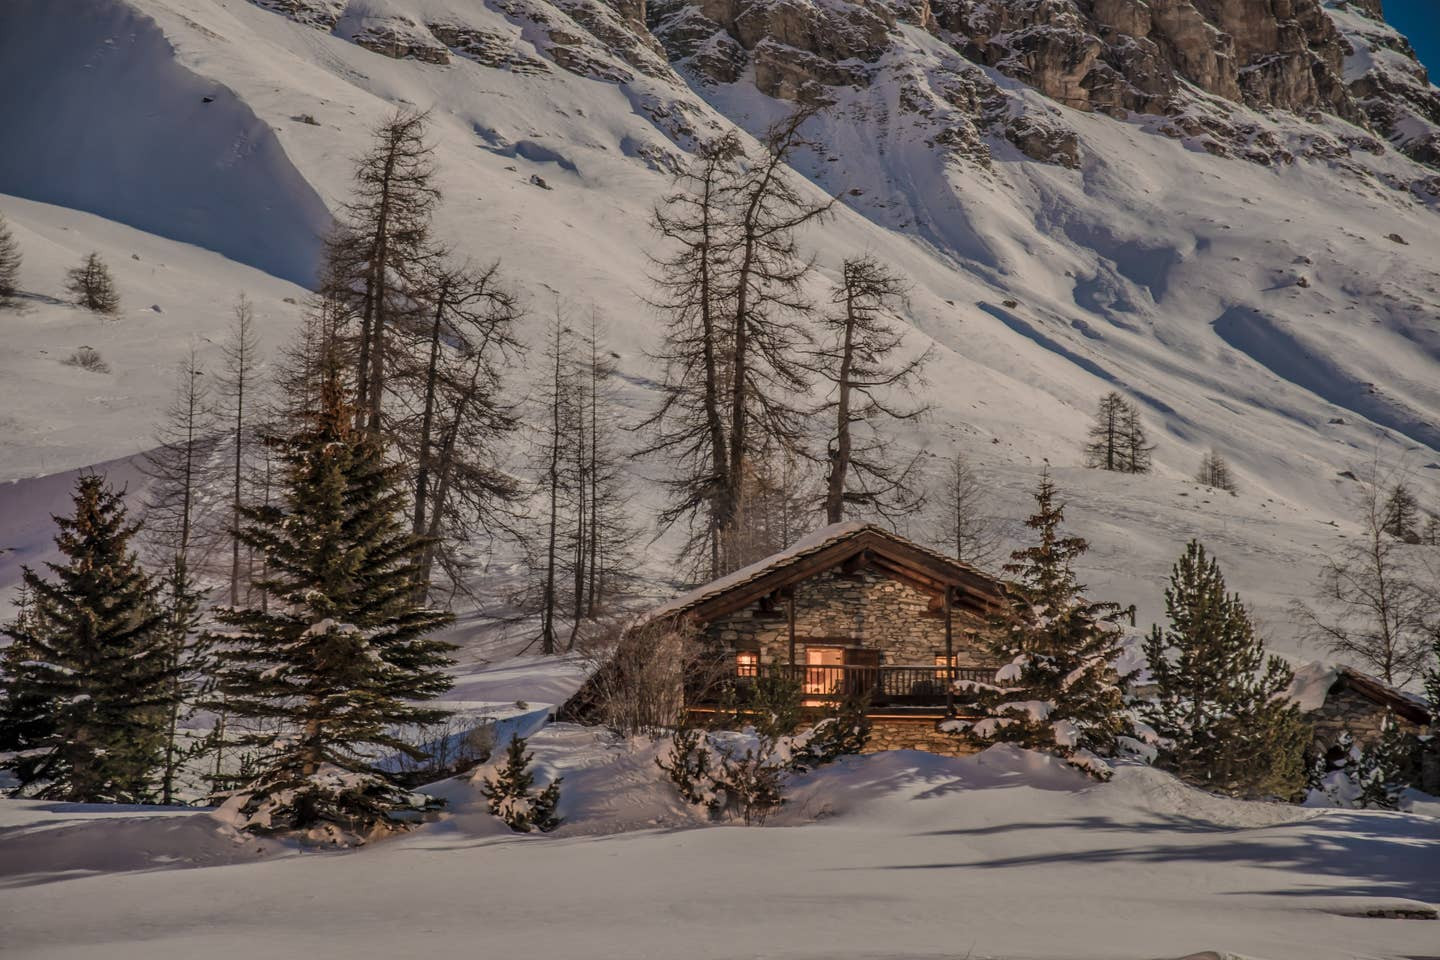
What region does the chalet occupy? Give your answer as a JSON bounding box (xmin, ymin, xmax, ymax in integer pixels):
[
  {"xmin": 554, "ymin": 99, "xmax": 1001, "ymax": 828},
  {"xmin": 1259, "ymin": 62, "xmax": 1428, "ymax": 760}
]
[
  {"xmin": 1290, "ymin": 662, "xmax": 1432, "ymax": 747},
  {"xmin": 645, "ymin": 522, "xmax": 1011, "ymax": 754},
  {"xmin": 1291, "ymin": 662, "xmax": 1437, "ymax": 793}
]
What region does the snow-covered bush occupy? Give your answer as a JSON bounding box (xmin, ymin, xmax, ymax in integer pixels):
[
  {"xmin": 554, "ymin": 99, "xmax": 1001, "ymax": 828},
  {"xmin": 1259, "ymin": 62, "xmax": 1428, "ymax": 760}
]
[
  {"xmin": 1307, "ymin": 718, "xmax": 1414, "ymax": 810},
  {"xmin": 658, "ymin": 696, "xmax": 868, "ymax": 824},
  {"xmin": 657, "ymin": 726, "xmax": 719, "ymax": 812},
  {"xmin": 710, "ymin": 741, "xmax": 785, "ymax": 825},
  {"xmin": 658, "ymin": 726, "xmax": 785, "ymax": 823},
  {"xmin": 215, "ymin": 765, "xmax": 439, "ymax": 846},
  {"xmin": 482, "ymin": 736, "xmax": 562, "ymax": 833},
  {"xmin": 789, "ymin": 695, "xmax": 870, "ymax": 773},
  {"xmin": 63, "ymin": 345, "xmax": 109, "ymax": 373}
]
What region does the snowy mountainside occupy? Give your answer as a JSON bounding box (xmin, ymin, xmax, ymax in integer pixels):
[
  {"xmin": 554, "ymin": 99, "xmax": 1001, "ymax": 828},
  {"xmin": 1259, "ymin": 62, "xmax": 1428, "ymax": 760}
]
[
  {"xmin": 0, "ymin": 195, "xmax": 308, "ymax": 480},
  {"xmin": 1, "ymin": 0, "xmax": 1439, "ymax": 663}
]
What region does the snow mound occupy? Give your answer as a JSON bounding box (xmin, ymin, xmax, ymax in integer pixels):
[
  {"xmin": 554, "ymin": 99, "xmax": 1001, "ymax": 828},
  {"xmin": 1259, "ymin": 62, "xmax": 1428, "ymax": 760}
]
[{"xmin": 0, "ymin": 803, "xmax": 282, "ymax": 886}]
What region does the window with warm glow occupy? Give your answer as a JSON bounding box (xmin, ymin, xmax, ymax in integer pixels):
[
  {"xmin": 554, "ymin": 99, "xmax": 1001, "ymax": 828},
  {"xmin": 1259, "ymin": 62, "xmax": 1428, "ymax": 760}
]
[
  {"xmin": 934, "ymin": 654, "xmax": 956, "ymax": 679},
  {"xmin": 736, "ymin": 652, "xmax": 759, "ymax": 678}
]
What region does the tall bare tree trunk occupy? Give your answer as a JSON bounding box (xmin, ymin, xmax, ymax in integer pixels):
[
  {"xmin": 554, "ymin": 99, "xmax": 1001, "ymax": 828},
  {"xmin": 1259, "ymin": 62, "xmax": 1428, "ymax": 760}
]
[{"xmin": 823, "ymin": 290, "xmax": 857, "ymax": 524}]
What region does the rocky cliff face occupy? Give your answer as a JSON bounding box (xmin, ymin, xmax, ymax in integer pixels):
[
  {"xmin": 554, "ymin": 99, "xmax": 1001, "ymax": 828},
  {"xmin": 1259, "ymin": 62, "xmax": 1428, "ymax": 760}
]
[
  {"xmin": 648, "ymin": 0, "xmax": 1440, "ymax": 171},
  {"xmin": 242, "ymin": 0, "xmax": 1439, "ymax": 174},
  {"xmin": 936, "ymin": 0, "xmax": 1363, "ymax": 122}
]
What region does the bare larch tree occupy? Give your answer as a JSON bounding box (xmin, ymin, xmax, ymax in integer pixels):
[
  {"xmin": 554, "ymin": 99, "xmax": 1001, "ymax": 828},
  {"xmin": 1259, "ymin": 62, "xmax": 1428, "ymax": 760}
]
[
  {"xmin": 399, "ymin": 259, "xmax": 524, "ymax": 598},
  {"xmin": 812, "ymin": 255, "xmax": 931, "ymax": 524},
  {"xmin": 642, "ymin": 105, "xmax": 831, "ymax": 579},
  {"xmin": 140, "ymin": 349, "xmax": 220, "ymax": 803},
  {"xmin": 641, "ymin": 133, "xmax": 743, "ymax": 578},
  {"xmin": 929, "ymin": 451, "xmax": 1001, "ymax": 567},
  {"xmin": 324, "ymin": 109, "xmax": 439, "ymax": 432},
  {"xmin": 1085, "ymin": 391, "xmax": 1152, "ymax": 474},
  {"xmin": 218, "ymin": 294, "xmax": 262, "ymax": 607},
  {"xmin": 720, "ymin": 107, "xmax": 832, "ymax": 558},
  {"xmin": 1293, "ymin": 468, "xmax": 1436, "ymax": 685},
  {"xmin": 1196, "ymin": 448, "xmax": 1237, "ymax": 492},
  {"xmin": 0, "ymin": 212, "xmax": 21, "ymax": 299},
  {"xmin": 65, "ymin": 252, "xmax": 120, "ymax": 315}
]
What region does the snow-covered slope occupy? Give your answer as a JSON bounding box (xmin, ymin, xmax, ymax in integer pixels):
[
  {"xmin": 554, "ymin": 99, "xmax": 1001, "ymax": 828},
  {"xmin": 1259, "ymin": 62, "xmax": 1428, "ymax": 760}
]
[
  {"xmin": 1, "ymin": 0, "xmax": 1439, "ymax": 664},
  {"xmin": 0, "ymin": 195, "xmax": 307, "ymax": 480},
  {"xmin": 2, "ymin": 737, "xmax": 1437, "ymax": 960},
  {"xmin": 0, "ymin": 0, "xmax": 332, "ymax": 284}
]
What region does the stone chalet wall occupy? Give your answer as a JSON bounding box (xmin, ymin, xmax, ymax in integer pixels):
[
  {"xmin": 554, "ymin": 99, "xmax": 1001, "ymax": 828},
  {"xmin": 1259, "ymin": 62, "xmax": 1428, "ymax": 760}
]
[
  {"xmin": 864, "ymin": 717, "xmax": 978, "ymax": 757},
  {"xmin": 1307, "ymin": 684, "xmax": 1427, "ymax": 750},
  {"xmin": 701, "ymin": 566, "xmax": 992, "ymax": 668}
]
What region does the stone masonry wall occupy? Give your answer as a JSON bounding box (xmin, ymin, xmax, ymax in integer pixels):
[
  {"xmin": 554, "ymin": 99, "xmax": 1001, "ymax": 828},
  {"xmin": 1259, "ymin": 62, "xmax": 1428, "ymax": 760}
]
[
  {"xmin": 1308, "ymin": 685, "xmax": 1426, "ymax": 750},
  {"xmin": 864, "ymin": 717, "xmax": 978, "ymax": 756},
  {"xmin": 702, "ymin": 566, "xmax": 991, "ymax": 668}
]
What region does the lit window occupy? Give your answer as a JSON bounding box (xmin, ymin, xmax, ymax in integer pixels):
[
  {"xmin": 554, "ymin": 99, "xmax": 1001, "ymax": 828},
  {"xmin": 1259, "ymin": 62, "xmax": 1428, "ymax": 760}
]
[
  {"xmin": 736, "ymin": 651, "xmax": 759, "ymax": 678},
  {"xmin": 934, "ymin": 654, "xmax": 956, "ymax": 680}
]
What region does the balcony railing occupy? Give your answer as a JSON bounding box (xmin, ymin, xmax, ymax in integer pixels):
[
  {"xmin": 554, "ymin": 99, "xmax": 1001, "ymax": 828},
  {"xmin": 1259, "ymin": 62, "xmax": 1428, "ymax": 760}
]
[{"xmin": 715, "ymin": 662, "xmax": 1006, "ymax": 708}]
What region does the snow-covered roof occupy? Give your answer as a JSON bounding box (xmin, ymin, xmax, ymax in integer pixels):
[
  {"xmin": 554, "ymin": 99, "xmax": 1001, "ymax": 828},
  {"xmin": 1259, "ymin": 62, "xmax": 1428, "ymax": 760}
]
[
  {"xmin": 644, "ymin": 521, "xmax": 1003, "ymax": 624},
  {"xmin": 1287, "ymin": 661, "xmax": 1431, "ymax": 725}
]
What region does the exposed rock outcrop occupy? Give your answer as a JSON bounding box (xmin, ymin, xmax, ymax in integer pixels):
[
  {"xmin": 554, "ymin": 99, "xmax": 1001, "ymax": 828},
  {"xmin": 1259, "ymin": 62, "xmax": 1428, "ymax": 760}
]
[
  {"xmin": 248, "ymin": 0, "xmax": 344, "ymax": 29},
  {"xmin": 245, "ymin": 0, "xmax": 678, "ymax": 85},
  {"xmin": 242, "ymin": 0, "xmax": 1440, "ymax": 174},
  {"xmin": 934, "ymin": 0, "xmax": 1364, "ymax": 121},
  {"xmin": 428, "ymin": 22, "xmax": 552, "ymax": 75},
  {"xmin": 648, "ymin": 0, "xmax": 1440, "ymax": 172},
  {"xmin": 1336, "ymin": 1, "xmax": 1440, "ymax": 167}
]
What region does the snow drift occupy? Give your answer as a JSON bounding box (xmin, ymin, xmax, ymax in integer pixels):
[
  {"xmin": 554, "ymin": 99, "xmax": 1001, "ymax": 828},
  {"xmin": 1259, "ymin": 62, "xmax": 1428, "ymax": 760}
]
[{"xmin": 0, "ymin": 0, "xmax": 332, "ymax": 284}]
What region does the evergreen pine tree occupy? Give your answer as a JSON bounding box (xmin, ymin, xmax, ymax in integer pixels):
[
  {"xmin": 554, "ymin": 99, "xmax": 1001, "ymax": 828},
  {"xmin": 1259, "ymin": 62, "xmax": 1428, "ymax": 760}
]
[
  {"xmin": 0, "ymin": 212, "xmax": 21, "ymax": 299},
  {"xmin": 1381, "ymin": 483, "xmax": 1421, "ymax": 542},
  {"xmin": 1, "ymin": 475, "xmax": 174, "ymax": 801},
  {"xmin": 482, "ymin": 736, "xmax": 562, "ymax": 833},
  {"xmin": 65, "ymin": 252, "xmax": 120, "ymax": 315},
  {"xmin": 207, "ymin": 367, "xmax": 455, "ymax": 837},
  {"xmin": 1355, "ymin": 713, "xmax": 1410, "ymax": 810},
  {"xmin": 958, "ymin": 471, "xmax": 1133, "ymax": 776},
  {"xmin": 1142, "ymin": 540, "xmax": 1308, "ymax": 799},
  {"xmin": 0, "ymin": 583, "xmax": 53, "ymax": 754}
]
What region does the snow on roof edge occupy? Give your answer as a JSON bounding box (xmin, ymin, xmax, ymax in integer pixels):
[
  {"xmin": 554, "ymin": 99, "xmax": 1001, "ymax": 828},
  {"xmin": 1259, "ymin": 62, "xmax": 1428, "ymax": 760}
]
[{"xmin": 642, "ymin": 521, "xmax": 991, "ymax": 623}]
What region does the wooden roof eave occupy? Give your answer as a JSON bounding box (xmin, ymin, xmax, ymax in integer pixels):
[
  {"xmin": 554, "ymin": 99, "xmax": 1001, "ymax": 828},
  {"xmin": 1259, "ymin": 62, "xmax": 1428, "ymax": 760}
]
[{"xmin": 1337, "ymin": 669, "xmax": 1432, "ymax": 726}]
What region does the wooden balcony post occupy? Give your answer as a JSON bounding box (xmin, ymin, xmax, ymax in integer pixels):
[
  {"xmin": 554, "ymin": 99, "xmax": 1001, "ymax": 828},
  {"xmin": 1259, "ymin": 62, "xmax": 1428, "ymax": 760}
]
[{"xmin": 944, "ymin": 587, "xmax": 955, "ymax": 717}]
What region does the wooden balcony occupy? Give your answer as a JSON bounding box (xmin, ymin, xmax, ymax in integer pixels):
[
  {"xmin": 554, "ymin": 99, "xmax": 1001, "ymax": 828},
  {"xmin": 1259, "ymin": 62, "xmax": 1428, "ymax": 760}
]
[{"xmin": 712, "ymin": 662, "xmax": 1005, "ymax": 710}]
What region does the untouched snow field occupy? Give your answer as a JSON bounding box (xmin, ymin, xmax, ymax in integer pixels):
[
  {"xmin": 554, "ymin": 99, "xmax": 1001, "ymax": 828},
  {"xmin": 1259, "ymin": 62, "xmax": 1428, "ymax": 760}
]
[{"xmin": 2, "ymin": 735, "xmax": 1437, "ymax": 960}]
